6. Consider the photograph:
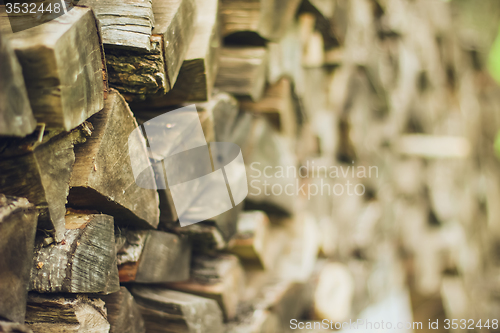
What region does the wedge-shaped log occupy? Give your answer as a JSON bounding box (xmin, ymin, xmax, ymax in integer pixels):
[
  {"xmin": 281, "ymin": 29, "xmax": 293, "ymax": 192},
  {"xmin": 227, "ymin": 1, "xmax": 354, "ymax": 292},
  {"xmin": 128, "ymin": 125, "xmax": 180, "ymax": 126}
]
[
  {"xmin": 25, "ymin": 294, "xmax": 110, "ymax": 333},
  {"xmin": 117, "ymin": 229, "xmax": 191, "ymax": 283},
  {"xmin": 165, "ymin": 254, "xmax": 245, "ymax": 321},
  {"xmin": 30, "ymin": 211, "xmax": 119, "ymax": 294},
  {"xmin": 0, "ymin": 31, "xmax": 36, "ymax": 137},
  {"xmin": 101, "ymin": 287, "xmax": 146, "ymax": 333},
  {"xmin": 131, "ymin": 286, "xmax": 224, "ymax": 333},
  {"xmin": 68, "ymin": 89, "xmax": 159, "ymax": 229},
  {"xmin": 0, "ymin": 321, "xmax": 33, "ymax": 333},
  {"xmin": 215, "ymin": 47, "xmax": 268, "ymax": 102},
  {"xmin": 0, "ymin": 124, "xmax": 91, "ymax": 242},
  {"xmin": 0, "ymin": 7, "xmax": 106, "ymax": 131},
  {"xmin": 220, "ymin": 0, "xmax": 301, "ymax": 42},
  {"xmin": 0, "ymin": 195, "xmax": 37, "ymax": 323}
]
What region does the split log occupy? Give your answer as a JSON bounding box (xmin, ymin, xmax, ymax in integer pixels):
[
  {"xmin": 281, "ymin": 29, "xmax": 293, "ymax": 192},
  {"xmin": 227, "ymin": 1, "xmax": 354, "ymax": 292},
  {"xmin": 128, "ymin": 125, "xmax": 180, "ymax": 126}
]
[
  {"xmin": 224, "ymin": 310, "xmax": 282, "ymax": 333},
  {"xmin": 116, "ymin": 229, "xmax": 191, "ymax": 283},
  {"xmin": 101, "ymin": 287, "xmax": 146, "ymax": 333},
  {"xmin": 0, "ymin": 6, "xmax": 106, "ymax": 131},
  {"xmin": 0, "ymin": 321, "xmax": 33, "ymax": 333},
  {"xmin": 0, "ymin": 123, "xmax": 92, "ymax": 242},
  {"xmin": 239, "ymin": 78, "xmax": 297, "ymax": 138},
  {"xmin": 30, "ymin": 211, "xmax": 120, "ymax": 294},
  {"xmin": 130, "ymin": 286, "xmax": 224, "ymax": 333},
  {"xmin": 0, "ymin": 31, "xmax": 36, "ymax": 137},
  {"xmin": 68, "ymin": 89, "xmax": 160, "ymax": 229},
  {"xmin": 133, "ymin": 0, "xmax": 220, "ymax": 108},
  {"xmin": 165, "ymin": 222, "xmax": 227, "ymax": 254},
  {"xmin": 0, "ymin": 195, "xmax": 37, "ymax": 323},
  {"xmin": 220, "ymin": 0, "xmax": 301, "ymax": 42},
  {"xmin": 25, "ymin": 294, "xmax": 110, "ymax": 333},
  {"xmin": 214, "ymin": 47, "xmax": 268, "ymax": 102},
  {"xmin": 164, "ymin": 254, "xmax": 245, "ymax": 321}
]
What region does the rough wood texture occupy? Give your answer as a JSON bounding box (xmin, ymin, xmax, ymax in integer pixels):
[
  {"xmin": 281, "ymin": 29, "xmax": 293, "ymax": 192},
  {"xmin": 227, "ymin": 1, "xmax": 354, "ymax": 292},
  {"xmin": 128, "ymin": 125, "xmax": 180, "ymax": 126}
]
[
  {"xmin": 220, "ymin": 0, "xmax": 301, "ymax": 42},
  {"xmin": 0, "ymin": 195, "xmax": 37, "ymax": 323},
  {"xmin": 116, "ymin": 229, "xmax": 191, "ymax": 283},
  {"xmin": 133, "ymin": 0, "xmax": 220, "ymax": 108},
  {"xmin": 165, "ymin": 254, "xmax": 245, "ymax": 321},
  {"xmin": 214, "ymin": 47, "xmax": 268, "ymax": 102},
  {"xmin": 25, "ymin": 294, "xmax": 110, "ymax": 333},
  {"xmin": 68, "ymin": 89, "xmax": 159, "ymax": 229},
  {"xmin": 131, "ymin": 286, "xmax": 224, "ymax": 333},
  {"xmin": 165, "ymin": 223, "xmax": 227, "ymax": 255},
  {"xmin": 0, "ymin": 7, "xmax": 106, "ymax": 131},
  {"xmin": 101, "ymin": 287, "xmax": 146, "ymax": 333},
  {"xmin": 224, "ymin": 310, "xmax": 281, "ymax": 333},
  {"xmin": 0, "ymin": 321, "xmax": 33, "ymax": 333},
  {"xmin": 0, "ymin": 31, "xmax": 36, "ymax": 137},
  {"xmin": 0, "ymin": 124, "xmax": 92, "ymax": 242},
  {"xmin": 30, "ymin": 211, "xmax": 119, "ymax": 294}
]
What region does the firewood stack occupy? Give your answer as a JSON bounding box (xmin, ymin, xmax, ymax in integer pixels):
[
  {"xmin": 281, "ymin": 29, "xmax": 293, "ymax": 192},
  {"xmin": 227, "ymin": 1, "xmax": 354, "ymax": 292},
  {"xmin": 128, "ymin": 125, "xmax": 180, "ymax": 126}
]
[{"xmin": 2, "ymin": 0, "xmax": 500, "ymax": 332}]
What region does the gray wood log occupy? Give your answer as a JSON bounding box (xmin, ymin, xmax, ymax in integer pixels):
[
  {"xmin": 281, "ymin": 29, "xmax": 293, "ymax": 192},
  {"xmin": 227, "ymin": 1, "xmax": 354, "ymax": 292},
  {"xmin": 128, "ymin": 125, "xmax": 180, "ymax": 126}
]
[
  {"xmin": 116, "ymin": 229, "xmax": 191, "ymax": 283},
  {"xmin": 220, "ymin": 0, "xmax": 301, "ymax": 42},
  {"xmin": 0, "ymin": 321, "xmax": 33, "ymax": 333},
  {"xmin": 101, "ymin": 287, "xmax": 146, "ymax": 333},
  {"xmin": 25, "ymin": 294, "xmax": 110, "ymax": 333},
  {"xmin": 214, "ymin": 47, "xmax": 268, "ymax": 102},
  {"xmin": 130, "ymin": 286, "xmax": 224, "ymax": 333},
  {"xmin": 29, "ymin": 211, "xmax": 120, "ymax": 294},
  {"xmin": 0, "ymin": 31, "xmax": 36, "ymax": 137},
  {"xmin": 164, "ymin": 223, "xmax": 227, "ymax": 255},
  {"xmin": 132, "ymin": 0, "xmax": 219, "ymax": 108},
  {"xmin": 0, "ymin": 195, "xmax": 37, "ymax": 323},
  {"xmin": 164, "ymin": 254, "xmax": 245, "ymax": 321},
  {"xmin": 0, "ymin": 7, "xmax": 106, "ymax": 131},
  {"xmin": 0, "ymin": 124, "xmax": 92, "ymax": 242},
  {"xmin": 68, "ymin": 89, "xmax": 160, "ymax": 229}
]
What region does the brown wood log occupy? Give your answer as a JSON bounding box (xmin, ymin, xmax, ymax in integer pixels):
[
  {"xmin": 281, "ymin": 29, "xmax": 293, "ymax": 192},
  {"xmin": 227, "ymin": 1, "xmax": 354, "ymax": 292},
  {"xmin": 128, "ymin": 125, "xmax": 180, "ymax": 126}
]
[
  {"xmin": 0, "ymin": 31, "xmax": 36, "ymax": 137},
  {"xmin": 130, "ymin": 286, "xmax": 224, "ymax": 333},
  {"xmin": 30, "ymin": 210, "xmax": 120, "ymax": 294},
  {"xmin": 214, "ymin": 47, "xmax": 268, "ymax": 102},
  {"xmin": 0, "ymin": 321, "xmax": 33, "ymax": 333},
  {"xmin": 0, "ymin": 195, "xmax": 37, "ymax": 323},
  {"xmin": 116, "ymin": 229, "xmax": 191, "ymax": 283},
  {"xmin": 101, "ymin": 287, "xmax": 146, "ymax": 333},
  {"xmin": 68, "ymin": 89, "xmax": 160, "ymax": 229},
  {"xmin": 0, "ymin": 6, "xmax": 106, "ymax": 131},
  {"xmin": 164, "ymin": 254, "xmax": 245, "ymax": 321},
  {"xmin": 0, "ymin": 124, "xmax": 92, "ymax": 242},
  {"xmin": 25, "ymin": 294, "xmax": 110, "ymax": 333}
]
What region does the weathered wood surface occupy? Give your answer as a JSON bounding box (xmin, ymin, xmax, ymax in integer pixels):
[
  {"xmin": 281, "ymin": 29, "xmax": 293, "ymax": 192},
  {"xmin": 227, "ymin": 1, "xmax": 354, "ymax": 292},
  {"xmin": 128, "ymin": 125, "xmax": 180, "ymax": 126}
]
[
  {"xmin": 214, "ymin": 47, "xmax": 268, "ymax": 102},
  {"xmin": 165, "ymin": 222, "xmax": 227, "ymax": 254},
  {"xmin": 30, "ymin": 211, "xmax": 119, "ymax": 294},
  {"xmin": 165, "ymin": 254, "xmax": 245, "ymax": 321},
  {"xmin": 0, "ymin": 195, "xmax": 37, "ymax": 323},
  {"xmin": 220, "ymin": 0, "xmax": 301, "ymax": 42},
  {"xmin": 0, "ymin": 124, "xmax": 91, "ymax": 242},
  {"xmin": 131, "ymin": 286, "xmax": 224, "ymax": 333},
  {"xmin": 68, "ymin": 89, "xmax": 159, "ymax": 229},
  {"xmin": 133, "ymin": 0, "xmax": 220, "ymax": 108},
  {"xmin": 0, "ymin": 6, "xmax": 106, "ymax": 131},
  {"xmin": 196, "ymin": 92, "xmax": 240, "ymax": 143},
  {"xmin": 116, "ymin": 229, "xmax": 191, "ymax": 283},
  {"xmin": 101, "ymin": 287, "xmax": 146, "ymax": 333},
  {"xmin": 0, "ymin": 321, "xmax": 33, "ymax": 333},
  {"xmin": 25, "ymin": 294, "xmax": 110, "ymax": 333},
  {"xmin": 224, "ymin": 310, "xmax": 281, "ymax": 333},
  {"xmin": 0, "ymin": 31, "xmax": 36, "ymax": 137}
]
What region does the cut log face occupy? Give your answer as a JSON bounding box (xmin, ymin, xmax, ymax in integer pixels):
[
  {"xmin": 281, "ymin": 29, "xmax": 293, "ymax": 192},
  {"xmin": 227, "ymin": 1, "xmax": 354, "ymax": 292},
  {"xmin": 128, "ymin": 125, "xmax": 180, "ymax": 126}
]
[
  {"xmin": 0, "ymin": 7, "xmax": 106, "ymax": 131},
  {"xmin": 117, "ymin": 229, "xmax": 191, "ymax": 283},
  {"xmin": 25, "ymin": 294, "xmax": 110, "ymax": 333},
  {"xmin": 30, "ymin": 211, "xmax": 120, "ymax": 294},
  {"xmin": 214, "ymin": 47, "xmax": 268, "ymax": 102},
  {"xmin": 0, "ymin": 124, "xmax": 92, "ymax": 242},
  {"xmin": 0, "ymin": 31, "xmax": 36, "ymax": 137},
  {"xmin": 164, "ymin": 254, "xmax": 245, "ymax": 321},
  {"xmin": 0, "ymin": 195, "xmax": 38, "ymax": 323},
  {"xmin": 68, "ymin": 89, "xmax": 160, "ymax": 229},
  {"xmin": 130, "ymin": 286, "xmax": 224, "ymax": 333},
  {"xmin": 196, "ymin": 92, "xmax": 240, "ymax": 143},
  {"xmin": 0, "ymin": 321, "xmax": 33, "ymax": 333},
  {"xmin": 101, "ymin": 287, "xmax": 146, "ymax": 333}
]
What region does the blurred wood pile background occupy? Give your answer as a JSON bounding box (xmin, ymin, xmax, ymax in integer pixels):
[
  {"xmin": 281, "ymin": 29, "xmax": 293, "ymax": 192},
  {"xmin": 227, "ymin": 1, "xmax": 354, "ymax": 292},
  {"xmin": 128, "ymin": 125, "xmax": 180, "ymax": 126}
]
[{"xmin": 1, "ymin": 0, "xmax": 500, "ymax": 332}]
